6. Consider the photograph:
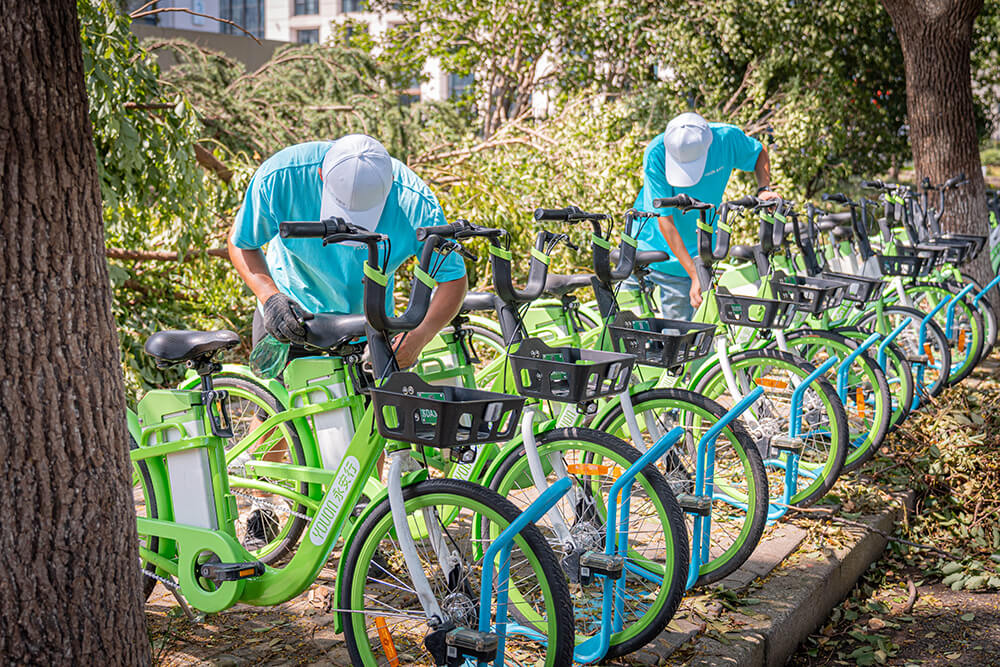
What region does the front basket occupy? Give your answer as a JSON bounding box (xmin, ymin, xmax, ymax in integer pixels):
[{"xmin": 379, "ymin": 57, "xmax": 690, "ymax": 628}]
[
  {"xmin": 508, "ymin": 338, "xmax": 635, "ymax": 403},
  {"xmin": 769, "ymin": 273, "xmax": 847, "ymax": 315},
  {"xmin": 371, "ymin": 372, "xmax": 523, "ymax": 447},
  {"xmin": 715, "ymin": 287, "xmax": 797, "ymax": 330},
  {"xmin": 608, "ymin": 311, "xmax": 715, "ymax": 369},
  {"xmin": 820, "ymin": 271, "xmax": 885, "ymax": 304}
]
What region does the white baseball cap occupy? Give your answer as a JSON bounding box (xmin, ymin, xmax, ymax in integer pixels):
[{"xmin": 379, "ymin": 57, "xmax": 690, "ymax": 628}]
[
  {"xmin": 320, "ymin": 134, "xmax": 393, "ymax": 231},
  {"xmin": 663, "ymin": 112, "xmax": 713, "ymax": 187}
]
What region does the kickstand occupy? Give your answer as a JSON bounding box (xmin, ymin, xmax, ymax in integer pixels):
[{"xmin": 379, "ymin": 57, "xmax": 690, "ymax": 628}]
[{"xmin": 166, "ymin": 584, "xmax": 197, "ymax": 621}]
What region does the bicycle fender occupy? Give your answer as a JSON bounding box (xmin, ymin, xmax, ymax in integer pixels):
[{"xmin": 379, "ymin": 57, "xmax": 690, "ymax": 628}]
[
  {"xmin": 178, "ymin": 364, "xmax": 292, "ymax": 407},
  {"xmin": 465, "ymin": 313, "xmax": 503, "ymax": 334},
  {"xmin": 127, "ymin": 408, "xmax": 141, "ymax": 442},
  {"xmin": 332, "ymin": 467, "xmax": 428, "ymax": 635}
]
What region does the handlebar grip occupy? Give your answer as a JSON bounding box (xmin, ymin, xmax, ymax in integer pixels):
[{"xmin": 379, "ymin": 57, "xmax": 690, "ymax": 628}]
[
  {"xmin": 533, "ymin": 207, "xmax": 577, "ymax": 221},
  {"xmin": 652, "ymin": 194, "xmax": 693, "ymax": 209},
  {"xmin": 860, "ymin": 180, "xmax": 884, "ymax": 190},
  {"xmin": 729, "ymin": 195, "xmax": 758, "ymax": 208},
  {"xmin": 279, "ymin": 221, "xmax": 333, "ymax": 238},
  {"xmin": 822, "ymin": 193, "xmax": 850, "ymax": 204},
  {"xmin": 415, "ymin": 223, "xmax": 458, "ymax": 242},
  {"xmin": 943, "ymin": 173, "xmax": 966, "ymax": 189}
]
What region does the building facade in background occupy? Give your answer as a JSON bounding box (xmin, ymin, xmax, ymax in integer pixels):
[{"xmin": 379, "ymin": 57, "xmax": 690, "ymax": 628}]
[{"xmin": 129, "ymin": 1, "xmax": 469, "ymax": 103}]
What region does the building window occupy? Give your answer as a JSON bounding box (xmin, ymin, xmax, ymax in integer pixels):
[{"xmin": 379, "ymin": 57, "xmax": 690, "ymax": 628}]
[
  {"xmin": 296, "ymin": 28, "xmax": 320, "ymax": 43},
  {"xmin": 341, "ymin": 0, "xmax": 368, "ymax": 13},
  {"xmin": 220, "ymin": 0, "xmax": 264, "ymax": 37},
  {"xmin": 294, "ymin": 0, "xmax": 320, "ymax": 15},
  {"xmin": 448, "ymin": 72, "xmax": 474, "ymax": 98}
]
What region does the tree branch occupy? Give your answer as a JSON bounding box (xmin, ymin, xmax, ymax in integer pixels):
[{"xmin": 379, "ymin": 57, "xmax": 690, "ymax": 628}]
[
  {"xmin": 129, "ymin": 8, "xmax": 262, "ymax": 45},
  {"xmin": 106, "ymin": 247, "xmax": 229, "ymax": 262}
]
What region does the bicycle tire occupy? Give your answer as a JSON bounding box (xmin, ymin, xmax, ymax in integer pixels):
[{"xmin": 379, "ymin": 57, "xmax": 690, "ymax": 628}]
[
  {"xmin": 131, "ymin": 431, "xmax": 160, "ymax": 600},
  {"xmin": 486, "ymin": 427, "xmax": 688, "ymax": 659},
  {"xmin": 770, "ymin": 330, "xmax": 891, "ymax": 473},
  {"xmin": 593, "ymin": 388, "xmax": 768, "ymax": 586},
  {"xmin": 902, "ymin": 283, "xmax": 984, "ymax": 384},
  {"xmin": 340, "ymin": 478, "xmax": 575, "ymax": 667},
  {"xmin": 852, "ymin": 305, "xmax": 951, "ymax": 404},
  {"xmin": 212, "ymin": 375, "xmax": 310, "ymax": 565},
  {"xmin": 833, "ymin": 326, "xmax": 914, "ymax": 433},
  {"xmin": 693, "ymin": 348, "xmax": 849, "ymax": 507}
]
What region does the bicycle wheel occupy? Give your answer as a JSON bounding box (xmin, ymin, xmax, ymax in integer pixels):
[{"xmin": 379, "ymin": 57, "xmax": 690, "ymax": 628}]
[
  {"xmin": 212, "ymin": 375, "xmax": 310, "ymax": 565},
  {"xmin": 834, "ymin": 326, "xmax": 914, "ymax": 434},
  {"xmin": 852, "ymin": 305, "xmax": 951, "ymax": 405},
  {"xmin": 771, "ymin": 330, "xmax": 891, "ymax": 473},
  {"xmin": 486, "ymin": 427, "xmax": 688, "ymax": 659},
  {"xmin": 693, "ymin": 349, "xmax": 849, "ymax": 508},
  {"xmin": 131, "ymin": 431, "xmax": 161, "ymax": 600},
  {"xmin": 593, "ymin": 388, "xmax": 768, "ymax": 586},
  {"xmin": 340, "ymin": 479, "xmax": 575, "ymax": 667},
  {"xmin": 902, "ymin": 283, "xmax": 984, "ymax": 384}
]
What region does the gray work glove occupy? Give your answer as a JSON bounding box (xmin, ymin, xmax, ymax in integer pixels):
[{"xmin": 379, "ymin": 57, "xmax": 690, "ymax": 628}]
[{"xmin": 262, "ymin": 293, "xmax": 310, "ymax": 344}]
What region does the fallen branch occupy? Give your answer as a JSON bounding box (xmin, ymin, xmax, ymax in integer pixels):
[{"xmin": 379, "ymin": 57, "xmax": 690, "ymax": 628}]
[
  {"xmin": 106, "ymin": 247, "xmax": 229, "ymax": 262},
  {"xmin": 193, "ymin": 144, "xmax": 233, "ymax": 183},
  {"xmin": 901, "ymin": 577, "xmax": 918, "ymax": 614}
]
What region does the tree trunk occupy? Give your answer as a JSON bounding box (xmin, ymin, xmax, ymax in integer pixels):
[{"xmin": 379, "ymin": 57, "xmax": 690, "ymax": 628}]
[
  {"xmin": 0, "ymin": 3, "xmax": 151, "ymax": 665},
  {"xmin": 882, "ymin": 0, "xmax": 993, "ymax": 286}
]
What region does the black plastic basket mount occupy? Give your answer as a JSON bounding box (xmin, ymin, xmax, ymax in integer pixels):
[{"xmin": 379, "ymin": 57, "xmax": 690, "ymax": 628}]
[
  {"xmin": 508, "ymin": 338, "xmax": 635, "ymax": 403},
  {"xmin": 608, "ymin": 311, "xmax": 715, "ymax": 369},
  {"xmin": 371, "ymin": 372, "xmax": 524, "ymax": 447},
  {"xmin": 769, "ymin": 273, "xmax": 847, "ymax": 315},
  {"xmin": 820, "ymin": 271, "xmax": 884, "ymax": 304},
  {"xmin": 715, "ymin": 287, "xmax": 797, "ymax": 329}
]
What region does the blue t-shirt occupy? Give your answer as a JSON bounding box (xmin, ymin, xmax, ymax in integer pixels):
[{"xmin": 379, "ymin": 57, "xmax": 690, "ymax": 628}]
[
  {"xmin": 232, "ymin": 141, "xmax": 466, "ymax": 314},
  {"xmin": 634, "ymin": 124, "xmax": 763, "ymax": 276}
]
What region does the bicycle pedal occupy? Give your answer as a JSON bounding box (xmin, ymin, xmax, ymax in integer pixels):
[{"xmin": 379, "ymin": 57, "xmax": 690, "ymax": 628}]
[
  {"xmin": 579, "ymin": 551, "xmax": 624, "ymax": 583},
  {"xmin": 771, "ymin": 435, "xmax": 805, "ymax": 454},
  {"xmin": 676, "ymin": 493, "xmax": 712, "ymax": 516},
  {"xmin": 197, "ymin": 560, "xmax": 264, "ymax": 582},
  {"xmin": 446, "ymin": 627, "xmax": 498, "ymax": 663}
]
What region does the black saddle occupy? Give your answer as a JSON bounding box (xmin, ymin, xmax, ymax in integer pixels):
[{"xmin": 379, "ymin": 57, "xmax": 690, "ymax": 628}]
[
  {"xmin": 303, "ymin": 314, "xmax": 367, "ymax": 350},
  {"xmin": 729, "ymin": 244, "xmax": 757, "ymax": 262},
  {"xmin": 543, "ymin": 274, "xmax": 594, "ymax": 298},
  {"xmin": 461, "ymin": 291, "xmax": 497, "ymax": 313},
  {"xmin": 610, "ymin": 248, "xmax": 670, "ymax": 270},
  {"xmin": 145, "ymin": 330, "xmax": 240, "ymax": 363}
]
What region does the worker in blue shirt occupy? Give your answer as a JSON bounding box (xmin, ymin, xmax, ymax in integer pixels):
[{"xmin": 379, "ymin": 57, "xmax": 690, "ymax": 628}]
[
  {"xmin": 631, "ymin": 112, "xmax": 779, "ymax": 320},
  {"xmin": 228, "ymin": 134, "xmax": 468, "ymax": 370}
]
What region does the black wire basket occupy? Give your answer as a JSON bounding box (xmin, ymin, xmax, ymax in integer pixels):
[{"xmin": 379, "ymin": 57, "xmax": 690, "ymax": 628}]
[
  {"xmin": 508, "ymin": 338, "xmax": 635, "ymax": 403},
  {"xmin": 608, "ymin": 311, "xmax": 715, "ymax": 370},
  {"xmin": 914, "ymin": 244, "xmax": 947, "ymax": 273},
  {"xmin": 371, "ymin": 372, "xmax": 524, "ymax": 447},
  {"xmin": 820, "ymin": 271, "xmax": 885, "ymax": 304},
  {"xmin": 715, "ymin": 287, "xmax": 797, "ymax": 329},
  {"xmin": 769, "ymin": 272, "xmax": 847, "ymax": 315},
  {"xmin": 877, "ymin": 249, "xmax": 926, "ymax": 277}
]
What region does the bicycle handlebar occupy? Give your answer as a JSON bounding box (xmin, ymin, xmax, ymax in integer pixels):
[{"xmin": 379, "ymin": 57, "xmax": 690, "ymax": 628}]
[
  {"xmin": 413, "ymin": 219, "xmax": 505, "ymax": 242},
  {"xmin": 822, "ymin": 193, "xmax": 852, "ymax": 205},
  {"xmin": 651, "ymin": 194, "xmax": 713, "ymax": 211},
  {"xmin": 861, "ymin": 180, "xmax": 885, "ymax": 190},
  {"xmin": 280, "ymin": 218, "xmax": 385, "ymax": 245},
  {"xmin": 532, "ymin": 206, "xmax": 608, "ymax": 222}
]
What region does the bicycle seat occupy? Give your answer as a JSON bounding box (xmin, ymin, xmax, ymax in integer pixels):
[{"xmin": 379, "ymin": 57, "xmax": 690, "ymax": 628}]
[
  {"xmin": 610, "ymin": 248, "xmax": 670, "ymax": 269},
  {"xmin": 145, "ymin": 330, "xmax": 240, "ymax": 363},
  {"xmin": 729, "ymin": 244, "xmax": 756, "ymax": 262},
  {"xmin": 543, "ymin": 273, "xmax": 594, "ymax": 297},
  {"xmin": 303, "ymin": 313, "xmax": 367, "ymax": 350},
  {"xmin": 461, "ymin": 291, "xmax": 497, "ymax": 313}
]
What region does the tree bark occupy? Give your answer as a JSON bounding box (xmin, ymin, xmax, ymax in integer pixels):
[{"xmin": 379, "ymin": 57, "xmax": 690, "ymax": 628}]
[
  {"xmin": 0, "ymin": 3, "xmax": 151, "ymax": 664},
  {"xmin": 881, "ymin": 0, "xmax": 992, "ymax": 286}
]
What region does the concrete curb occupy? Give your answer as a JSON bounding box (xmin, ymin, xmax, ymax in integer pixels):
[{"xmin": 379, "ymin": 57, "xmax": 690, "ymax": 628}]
[{"xmin": 680, "ymin": 492, "xmax": 915, "ymax": 666}]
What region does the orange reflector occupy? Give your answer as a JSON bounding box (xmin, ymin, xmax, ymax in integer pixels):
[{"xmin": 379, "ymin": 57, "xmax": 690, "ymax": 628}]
[
  {"xmin": 375, "ymin": 617, "xmax": 399, "ymax": 667},
  {"xmin": 755, "ymin": 377, "xmax": 788, "ymax": 389},
  {"xmin": 924, "ymin": 343, "xmax": 936, "ymax": 366},
  {"xmin": 610, "ymin": 466, "xmax": 624, "ymax": 480},
  {"xmin": 239, "ymin": 568, "xmax": 255, "ymax": 578},
  {"xmin": 855, "ymin": 387, "xmax": 866, "ymax": 419},
  {"xmin": 958, "ymin": 329, "xmax": 967, "ymax": 353},
  {"xmin": 567, "ymin": 463, "xmax": 612, "ymax": 476}
]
